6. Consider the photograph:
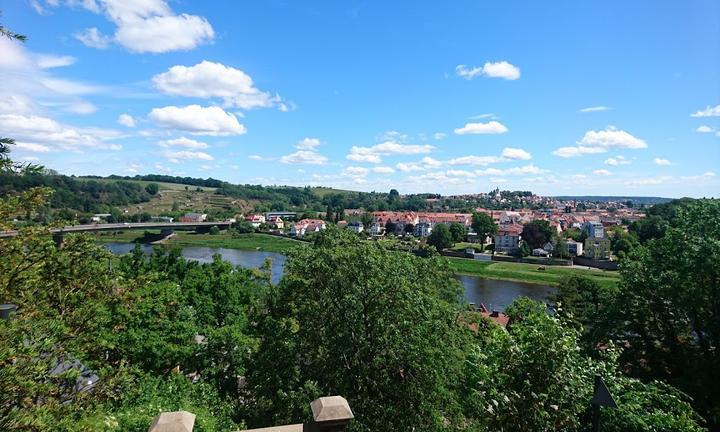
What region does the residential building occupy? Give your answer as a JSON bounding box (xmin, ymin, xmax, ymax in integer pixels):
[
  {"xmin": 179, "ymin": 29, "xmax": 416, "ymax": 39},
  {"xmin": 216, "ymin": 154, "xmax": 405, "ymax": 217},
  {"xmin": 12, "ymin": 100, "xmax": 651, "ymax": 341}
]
[
  {"xmin": 494, "ymin": 224, "xmax": 522, "ymax": 254},
  {"xmin": 267, "ymin": 216, "xmax": 284, "ymax": 230},
  {"xmin": 348, "ymin": 221, "xmax": 364, "ymax": 234},
  {"xmin": 290, "ymin": 219, "xmax": 326, "ymax": 236},
  {"xmin": 264, "ymin": 211, "xmax": 298, "ymax": 221},
  {"xmin": 414, "ymin": 221, "xmax": 433, "ymax": 238},
  {"xmin": 564, "ymin": 239, "xmax": 583, "ymax": 256},
  {"xmin": 245, "ymin": 214, "xmax": 266, "ymax": 228},
  {"xmin": 584, "ymin": 237, "xmax": 611, "ymax": 260},
  {"xmin": 150, "ymin": 216, "xmax": 174, "ymax": 223},
  {"xmin": 582, "ymin": 221, "xmax": 605, "ymax": 239},
  {"xmin": 532, "ymin": 248, "xmax": 549, "ymax": 257},
  {"xmin": 369, "ymin": 222, "xmax": 385, "ymax": 236},
  {"xmin": 91, "ymin": 213, "xmax": 111, "ymax": 223}
]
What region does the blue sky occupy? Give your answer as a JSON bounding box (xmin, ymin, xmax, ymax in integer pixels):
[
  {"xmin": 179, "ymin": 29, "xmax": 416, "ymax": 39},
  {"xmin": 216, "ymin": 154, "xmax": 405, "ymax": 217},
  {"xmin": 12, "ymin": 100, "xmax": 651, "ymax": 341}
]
[{"xmin": 1, "ymin": 0, "xmax": 719, "ymax": 197}]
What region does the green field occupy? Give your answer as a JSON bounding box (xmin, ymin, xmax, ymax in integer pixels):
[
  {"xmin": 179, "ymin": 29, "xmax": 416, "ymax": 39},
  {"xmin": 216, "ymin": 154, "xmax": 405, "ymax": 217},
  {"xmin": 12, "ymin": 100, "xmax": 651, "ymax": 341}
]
[
  {"xmin": 447, "ymin": 257, "xmax": 620, "ymax": 288},
  {"xmin": 94, "ymin": 231, "xmax": 304, "ymax": 254}
]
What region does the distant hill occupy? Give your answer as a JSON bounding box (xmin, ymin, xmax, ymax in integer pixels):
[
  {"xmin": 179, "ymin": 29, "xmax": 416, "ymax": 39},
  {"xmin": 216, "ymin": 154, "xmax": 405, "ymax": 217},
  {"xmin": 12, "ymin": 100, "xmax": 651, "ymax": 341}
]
[{"xmin": 553, "ymin": 196, "xmax": 675, "ymax": 205}]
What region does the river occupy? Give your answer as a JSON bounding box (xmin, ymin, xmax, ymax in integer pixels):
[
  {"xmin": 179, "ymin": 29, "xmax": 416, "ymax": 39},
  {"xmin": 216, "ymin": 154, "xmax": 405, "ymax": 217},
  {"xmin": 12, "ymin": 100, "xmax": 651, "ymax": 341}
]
[{"xmin": 105, "ymin": 243, "xmax": 554, "ymax": 311}]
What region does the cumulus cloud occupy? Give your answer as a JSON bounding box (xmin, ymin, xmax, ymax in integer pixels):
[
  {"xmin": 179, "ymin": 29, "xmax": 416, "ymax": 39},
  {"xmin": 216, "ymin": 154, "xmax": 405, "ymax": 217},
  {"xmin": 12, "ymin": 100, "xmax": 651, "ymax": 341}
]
[
  {"xmin": 455, "ymin": 61, "xmax": 520, "ymax": 80},
  {"xmin": 454, "ymin": 120, "xmax": 508, "ymax": 135},
  {"xmin": 553, "ymin": 126, "xmax": 647, "ymax": 158},
  {"xmin": 117, "ymin": 113, "xmax": 136, "ymax": 127},
  {"xmin": 690, "ymin": 104, "xmax": 720, "ymax": 118},
  {"xmin": 372, "ymin": 166, "xmax": 395, "ymax": 174},
  {"xmin": 295, "ymin": 137, "xmax": 320, "ymax": 150},
  {"xmin": 680, "ymin": 172, "xmax": 716, "ymax": 181},
  {"xmin": 163, "ymin": 150, "xmax": 214, "ymax": 163},
  {"xmin": 579, "ymin": 106, "xmax": 610, "ymax": 113},
  {"xmin": 71, "ymin": 0, "xmax": 214, "ymax": 53},
  {"xmin": 149, "ymin": 105, "xmax": 246, "ymax": 136},
  {"xmin": 157, "ymin": 137, "xmax": 209, "ymax": 149},
  {"xmin": 593, "ymin": 169, "xmax": 612, "ymax": 176},
  {"xmin": 152, "ymin": 61, "xmax": 282, "ymax": 110},
  {"xmin": 0, "ymin": 113, "xmax": 121, "ymax": 152},
  {"xmin": 347, "ymin": 141, "xmax": 434, "ymax": 163},
  {"xmin": 396, "ymin": 157, "xmax": 443, "ymax": 172},
  {"xmin": 475, "ymin": 164, "xmax": 547, "ymax": 176},
  {"xmin": 343, "ymin": 166, "xmax": 369, "ymax": 177},
  {"xmin": 696, "ymin": 125, "xmax": 714, "ymax": 133},
  {"xmin": 433, "ymin": 132, "xmax": 446, "ymax": 140},
  {"xmin": 35, "ymin": 54, "xmax": 76, "ymax": 69},
  {"xmin": 501, "ymin": 147, "xmax": 532, "ymax": 160},
  {"xmin": 280, "ymin": 150, "xmax": 328, "ymax": 165},
  {"xmin": 653, "ymin": 157, "xmax": 673, "ymax": 166},
  {"xmin": 604, "ymin": 155, "xmax": 630, "ymax": 166}
]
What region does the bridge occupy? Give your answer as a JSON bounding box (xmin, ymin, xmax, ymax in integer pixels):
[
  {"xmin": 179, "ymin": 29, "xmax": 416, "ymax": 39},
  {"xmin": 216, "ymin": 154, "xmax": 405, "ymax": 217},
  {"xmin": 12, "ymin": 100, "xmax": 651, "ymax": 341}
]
[{"xmin": 0, "ymin": 221, "xmax": 233, "ymax": 244}]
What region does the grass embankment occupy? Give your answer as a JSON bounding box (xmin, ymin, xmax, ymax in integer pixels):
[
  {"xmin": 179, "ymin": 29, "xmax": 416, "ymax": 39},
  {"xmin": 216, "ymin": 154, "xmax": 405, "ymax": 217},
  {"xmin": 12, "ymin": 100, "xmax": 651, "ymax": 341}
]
[
  {"xmin": 95, "ymin": 231, "xmax": 303, "ymax": 254},
  {"xmin": 447, "ymin": 257, "xmax": 620, "ymax": 289}
]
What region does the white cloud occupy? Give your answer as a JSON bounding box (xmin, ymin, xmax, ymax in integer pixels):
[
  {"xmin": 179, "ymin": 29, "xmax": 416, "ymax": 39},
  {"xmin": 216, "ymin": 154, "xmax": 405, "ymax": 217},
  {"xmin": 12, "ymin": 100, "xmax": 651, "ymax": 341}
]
[
  {"xmin": 280, "ymin": 150, "xmax": 328, "ymax": 165},
  {"xmin": 433, "ymin": 132, "xmax": 446, "ymax": 140},
  {"xmin": 163, "ymin": 150, "xmax": 214, "ymax": 163},
  {"xmin": 152, "ymin": 61, "xmax": 282, "ymax": 110},
  {"xmin": 0, "ymin": 113, "xmax": 121, "ymax": 152},
  {"xmin": 72, "ymin": 0, "xmax": 214, "ymax": 53},
  {"xmin": 117, "ymin": 113, "xmax": 136, "ymax": 127},
  {"xmin": 604, "ymin": 155, "xmax": 631, "ymax": 166},
  {"xmin": 372, "ymin": 166, "xmax": 395, "ymax": 174},
  {"xmin": 475, "ymin": 164, "xmax": 547, "ymax": 176},
  {"xmin": 654, "ymin": 157, "xmax": 673, "ymax": 166},
  {"xmin": 64, "ymin": 101, "xmax": 97, "ymax": 114},
  {"xmin": 295, "ymin": 137, "xmax": 320, "ymax": 150},
  {"xmin": 449, "ymin": 155, "xmax": 504, "ymax": 166},
  {"xmin": 73, "ymin": 27, "xmax": 112, "ymax": 49},
  {"xmin": 158, "ymin": 137, "xmax": 209, "ymax": 149},
  {"xmin": 343, "ymin": 166, "xmax": 369, "ymax": 177},
  {"xmin": 593, "ymin": 169, "xmax": 612, "ymax": 176},
  {"xmin": 680, "ymin": 172, "xmax": 716, "ymax": 181},
  {"xmin": 579, "ymin": 106, "xmax": 610, "ymax": 113},
  {"xmin": 691, "ymin": 104, "xmax": 720, "ymax": 118},
  {"xmin": 15, "ymin": 142, "xmax": 52, "ymax": 153},
  {"xmin": 149, "ymin": 105, "xmax": 246, "ymax": 136},
  {"xmin": 696, "ymin": 125, "xmax": 714, "ymax": 133},
  {"xmin": 248, "ymin": 155, "xmax": 264, "ymax": 160},
  {"xmin": 456, "ymin": 61, "xmax": 520, "ymax": 80},
  {"xmin": 347, "ymin": 153, "xmax": 382, "ymax": 163},
  {"xmin": 501, "ymin": 147, "xmax": 531, "ymax": 160},
  {"xmin": 454, "ymin": 120, "xmax": 508, "ymax": 135},
  {"xmin": 35, "ymin": 54, "xmax": 76, "ymax": 69},
  {"xmin": 347, "ymin": 141, "xmax": 434, "ymax": 163},
  {"xmin": 396, "ymin": 156, "xmax": 443, "ymax": 172},
  {"xmin": 553, "ymin": 126, "xmax": 647, "ymax": 158},
  {"xmin": 626, "ymin": 176, "xmax": 673, "ymax": 186}
]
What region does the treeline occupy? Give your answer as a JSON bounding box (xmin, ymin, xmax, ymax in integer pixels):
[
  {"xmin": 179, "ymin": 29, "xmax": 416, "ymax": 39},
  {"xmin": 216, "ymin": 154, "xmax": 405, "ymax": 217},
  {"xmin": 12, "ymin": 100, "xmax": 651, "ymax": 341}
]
[{"xmin": 0, "ymin": 171, "xmax": 152, "ymax": 214}]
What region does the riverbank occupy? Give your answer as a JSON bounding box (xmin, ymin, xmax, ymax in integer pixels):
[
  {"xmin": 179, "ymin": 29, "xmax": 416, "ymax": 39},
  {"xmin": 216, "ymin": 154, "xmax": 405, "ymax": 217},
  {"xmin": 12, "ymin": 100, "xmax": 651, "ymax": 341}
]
[
  {"xmin": 447, "ymin": 257, "xmax": 620, "ymax": 289},
  {"xmin": 94, "ymin": 231, "xmax": 303, "ymax": 254}
]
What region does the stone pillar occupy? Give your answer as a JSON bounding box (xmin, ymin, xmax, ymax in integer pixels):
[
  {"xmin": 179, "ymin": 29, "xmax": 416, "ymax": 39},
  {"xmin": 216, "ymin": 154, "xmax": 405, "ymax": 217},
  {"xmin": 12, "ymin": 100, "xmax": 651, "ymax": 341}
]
[
  {"xmin": 309, "ymin": 396, "xmax": 354, "ymax": 431},
  {"xmin": 148, "ymin": 410, "xmax": 196, "ymax": 432}
]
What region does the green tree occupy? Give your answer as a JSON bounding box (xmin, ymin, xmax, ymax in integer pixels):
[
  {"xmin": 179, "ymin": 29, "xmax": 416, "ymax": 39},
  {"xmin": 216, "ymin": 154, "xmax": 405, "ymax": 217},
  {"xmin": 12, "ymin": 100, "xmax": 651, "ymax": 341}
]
[
  {"xmin": 462, "ymin": 297, "xmax": 705, "ymax": 432},
  {"xmin": 246, "ymin": 230, "xmax": 467, "ymax": 431},
  {"xmin": 449, "ymin": 222, "xmax": 466, "ymax": 243},
  {"xmin": 518, "ymin": 241, "xmax": 530, "ymax": 257},
  {"xmin": 471, "ymin": 212, "xmax": 497, "ymax": 243},
  {"xmin": 145, "ymin": 182, "xmax": 159, "ymax": 195},
  {"xmin": 629, "ymin": 215, "xmax": 668, "ymax": 243},
  {"xmin": 602, "ymin": 199, "xmax": 720, "ymax": 427},
  {"xmin": 521, "ymin": 220, "xmax": 554, "ymax": 249},
  {"xmin": 427, "ymin": 223, "xmax": 453, "ymax": 251}
]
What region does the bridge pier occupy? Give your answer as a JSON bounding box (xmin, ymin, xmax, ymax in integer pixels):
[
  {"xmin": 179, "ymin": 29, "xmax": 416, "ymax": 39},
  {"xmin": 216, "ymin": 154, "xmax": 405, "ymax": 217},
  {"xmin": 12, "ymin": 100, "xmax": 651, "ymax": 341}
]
[{"xmin": 52, "ymin": 232, "xmax": 64, "ymax": 248}]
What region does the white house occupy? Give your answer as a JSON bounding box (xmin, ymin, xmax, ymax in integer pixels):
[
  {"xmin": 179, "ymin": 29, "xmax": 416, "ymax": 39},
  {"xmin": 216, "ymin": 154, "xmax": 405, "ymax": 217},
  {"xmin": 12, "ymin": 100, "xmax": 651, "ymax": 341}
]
[
  {"xmin": 414, "ymin": 221, "xmax": 433, "ymax": 238},
  {"xmin": 348, "ymin": 221, "xmax": 364, "ymax": 234},
  {"xmin": 245, "ymin": 214, "xmax": 266, "ymax": 228},
  {"xmin": 290, "ymin": 219, "xmax": 326, "ymax": 236},
  {"xmin": 582, "ymin": 221, "xmax": 604, "ymax": 239},
  {"xmin": 565, "ymin": 239, "xmax": 583, "ymax": 256},
  {"xmin": 493, "ymin": 224, "xmax": 522, "ymax": 254}
]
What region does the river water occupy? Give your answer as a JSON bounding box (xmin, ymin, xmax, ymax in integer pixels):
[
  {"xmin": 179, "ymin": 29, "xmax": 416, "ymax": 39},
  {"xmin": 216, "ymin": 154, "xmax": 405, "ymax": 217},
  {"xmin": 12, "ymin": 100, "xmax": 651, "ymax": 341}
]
[{"xmin": 104, "ymin": 243, "xmax": 554, "ymax": 311}]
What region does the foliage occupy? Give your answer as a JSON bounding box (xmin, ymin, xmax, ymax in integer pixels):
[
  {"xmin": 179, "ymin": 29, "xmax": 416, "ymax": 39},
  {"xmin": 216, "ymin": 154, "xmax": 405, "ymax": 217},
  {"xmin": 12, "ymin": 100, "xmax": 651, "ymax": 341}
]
[
  {"xmin": 449, "ymin": 222, "xmax": 466, "ymax": 243},
  {"xmin": 471, "ymin": 212, "xmax": 498, "ymax": 241},
  {"xmin": 600, "ymin": 199, "xmax": 720, "ymax": 427},
  {"xmin": 427, "ymin": 223, "xmax": 454, "ymax": 251},
  {"xmin": 521, "ymin": 220, "xmax": 554, "ymax": 249},
  {"xmin": 145, "ymin": 183, "xmax": 159, "ymax": 195},
  {"xmin": 246, "ymin": 230, "xmax": 468, "ymax": 431}
]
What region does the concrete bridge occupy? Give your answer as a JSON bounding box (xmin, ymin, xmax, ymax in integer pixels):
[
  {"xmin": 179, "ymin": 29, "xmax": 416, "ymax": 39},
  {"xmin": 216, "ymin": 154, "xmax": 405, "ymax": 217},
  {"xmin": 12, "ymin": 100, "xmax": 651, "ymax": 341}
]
[{"xmin": 0, "ymin": 221, "xmax": 233, "ymax": 244}]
